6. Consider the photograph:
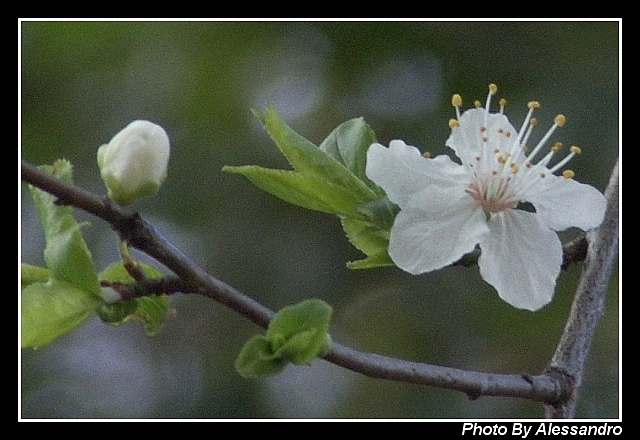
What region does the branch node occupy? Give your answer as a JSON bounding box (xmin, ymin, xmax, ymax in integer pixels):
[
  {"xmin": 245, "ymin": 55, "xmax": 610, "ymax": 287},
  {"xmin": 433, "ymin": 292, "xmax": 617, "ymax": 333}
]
[
  {"xmin": 542, "ymin": 366, "xmax": 575, "ymax": 407},
  {"xmin": 466, "ymin": 391, "xmax": 481, "ymax": 401}
]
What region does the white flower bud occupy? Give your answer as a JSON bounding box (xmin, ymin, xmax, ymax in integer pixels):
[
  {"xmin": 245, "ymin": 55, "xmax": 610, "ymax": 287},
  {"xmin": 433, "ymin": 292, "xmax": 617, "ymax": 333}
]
[{"xmin": 97, "ymin": 120, "xmax": 170, "ymax": 206}]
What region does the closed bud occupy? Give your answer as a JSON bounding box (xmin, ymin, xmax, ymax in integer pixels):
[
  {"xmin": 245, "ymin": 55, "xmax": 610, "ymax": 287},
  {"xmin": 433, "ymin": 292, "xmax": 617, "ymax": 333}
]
[{"xmin": 97, "ymin": 120, "xmax": 170, "ymax": 206}]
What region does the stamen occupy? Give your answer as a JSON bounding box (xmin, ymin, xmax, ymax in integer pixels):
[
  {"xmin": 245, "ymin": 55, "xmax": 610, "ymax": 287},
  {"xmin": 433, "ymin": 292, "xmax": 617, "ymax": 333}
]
[
  {"xmin": 549, "ymin": 145, "xmax": 581, "ymax": 173},
  {"xmin": 422, "ymin": 151, "xmax": 431, "ymax": 158},
  {"xmin": 525, "ymin": 114, "xmax": 565, "ymax": 163},
  {"xmin": 562, "ymin": 170, "xmax": 575, "ymax": 179},
  {"xmin": 451, "ymin": 94, "xmax": 462, "ymax": 120},
  {"xmin": 485, "ymin": 84, "xmax": 497, "ymax": 111},
  {"xmin": 449, "ymin": 118, "xmax": 460, "ymax": 129},
  {"xmin": 520, "ymin": 117, "xmax": 538, "ymax": 149},
  {"xmin": 474, "ymin": 100, "xmax": 482, "ymax": 108},
  {"xmin": 517, "ymin": 102, "xmax": 540, "ymax": 145},
  {"xmin": 499, "ymin": 98, "xmax": 507, "ymax": 114}
]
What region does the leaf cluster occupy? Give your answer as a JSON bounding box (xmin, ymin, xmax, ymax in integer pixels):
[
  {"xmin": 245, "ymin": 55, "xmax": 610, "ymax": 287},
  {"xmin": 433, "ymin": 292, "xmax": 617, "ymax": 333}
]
[
  {"xmin": 224, "ymin": 107, "xmax": 398, "ymax": 269},
  {"xmin": 22, "ymin": 160, "xmax": 170, "ymax": 348},
  {"xmin": 234, "ymin": 299, "xmax": 332, "ymax": 378}
]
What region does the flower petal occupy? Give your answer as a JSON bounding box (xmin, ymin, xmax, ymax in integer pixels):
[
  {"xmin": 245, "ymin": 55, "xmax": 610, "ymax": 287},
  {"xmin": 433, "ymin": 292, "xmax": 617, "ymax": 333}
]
[
  {"xmin": 478, "ymin": 210, "xmax": 562, "ymax": 311},
  {"xmin": 388, "ymin": 187, "xmax": 488, "ymax": 274},
  {"xmin": 366, "ymin": 140, "xmax": 466, "ymax": 207},
  {"xmin": 446, "ymin": 108, "xmax": 520, "ymax": 165},
  {"xmin": 527, "ymin": 174, "xmax": 607, "ymax": 232}
]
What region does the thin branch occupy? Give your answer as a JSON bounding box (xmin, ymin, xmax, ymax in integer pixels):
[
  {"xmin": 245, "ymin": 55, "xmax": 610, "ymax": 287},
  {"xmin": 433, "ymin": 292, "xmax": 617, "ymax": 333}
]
[
  {"xmin": 544, "ymin": 158, "xmax": 620, "ymax": 418},
  {"xmin": 100, "ymin": 273, "xmax": 567, "ymax": 404},
  {"xmin": 21, "ymin": 159, "xmax": 615, "ymax": 409}
]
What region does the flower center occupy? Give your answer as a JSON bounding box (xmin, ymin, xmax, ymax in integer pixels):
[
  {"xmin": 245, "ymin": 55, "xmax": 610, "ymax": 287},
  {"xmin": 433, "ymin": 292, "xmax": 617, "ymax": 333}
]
[
  {"xmin": 450, "ymin": 84, "xmax": 583, "ymax": 216},
  {"xmin": 466, "ymin": 179, "xmax": 516, "ymax": 214}
]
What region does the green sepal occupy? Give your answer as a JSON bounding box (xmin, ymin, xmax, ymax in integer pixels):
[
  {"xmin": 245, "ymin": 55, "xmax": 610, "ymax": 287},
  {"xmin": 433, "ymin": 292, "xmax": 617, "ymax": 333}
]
[
  {"xmin": 97, "ymin": 261, "xmax": 171, "ymax": 336},
  {"xmin": 235, "ymin": 299, "xmax": 333, "ymax": 379},
  {"xmin": 21, "ymin": 279, "xmax": 102, "ymax": 348}
]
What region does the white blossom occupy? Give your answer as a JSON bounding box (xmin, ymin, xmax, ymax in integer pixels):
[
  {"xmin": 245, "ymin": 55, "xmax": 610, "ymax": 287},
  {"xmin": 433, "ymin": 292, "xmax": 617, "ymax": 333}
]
[
  {"xmin": 98, "ymin": 120, "xmax": 170, "ymax": 206},
  {"xmin": 366, "ymin": 84, "xmax": 607, "ymax": 311}
]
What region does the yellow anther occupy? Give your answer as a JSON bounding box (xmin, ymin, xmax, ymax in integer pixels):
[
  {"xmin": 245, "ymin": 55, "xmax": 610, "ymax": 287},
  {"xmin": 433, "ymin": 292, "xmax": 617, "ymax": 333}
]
[
  {"xmin": 527, "ymin": 101, "xmax": 541, "ymax": 109},
  {"xmin": 570, "ymin": 145, "xmax": 582, "ymax": 154},
  {"xmin": 499, "ymin": 98, "xmax": 507, "ymax": 106},
  {"xmin": 488, "ymin": 83, "xmax": 498, "ymax": 95},
  {"xmin": 474, "ymin": 100, "xmax": 482, "ymax": 108},
  {"xmin": 554, "ymin": 114, "xmax": 566, "ymax": 127},
  {"xmin": 498, "ymin": 155, "xmax": 507, "ymax": 165},
  {"xmin": 530, "ymin": 118, "xmax": 538, "ymax": 126},
  {"xmin": 510, "ymin": 163, "xmax": 519, "ymax": 174},
  {"xmin": 422, "ymin": 151, "xmax": 431, "ymax": 158},
  {"xmin": 563, "ymin": 169, "xmax": 575, "ymax": 179},
  {"xmin": 551, "ymin": 142, "xmax": 563, "ymax": 152},
  {"xmin": 521, "ymin": 145, "xmax": 530, "ymax": 153},
  {"xmin": 449, "ymin": 118, "xmax": 460, "ymax": 128},
  {"xmin": 451, "ymin": 94, "xmax": 463, "ymax": 107}
]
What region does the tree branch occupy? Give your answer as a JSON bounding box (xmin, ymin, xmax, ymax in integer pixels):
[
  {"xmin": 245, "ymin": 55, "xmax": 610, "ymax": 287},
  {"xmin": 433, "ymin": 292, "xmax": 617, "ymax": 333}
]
[
  {"xmin": 544, "ymin": 158, "xmax": 619, "ymax": 418},
  {"xmin": 21, "ymin": 159, "xmax": 617, "ymax": 410}
]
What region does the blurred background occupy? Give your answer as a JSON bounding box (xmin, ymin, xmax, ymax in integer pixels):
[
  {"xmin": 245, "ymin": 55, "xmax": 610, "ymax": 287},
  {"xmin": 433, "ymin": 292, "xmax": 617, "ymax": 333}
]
[{"xmin": 20, "ymin": 21, "xmax": 619, "ymax": 419}]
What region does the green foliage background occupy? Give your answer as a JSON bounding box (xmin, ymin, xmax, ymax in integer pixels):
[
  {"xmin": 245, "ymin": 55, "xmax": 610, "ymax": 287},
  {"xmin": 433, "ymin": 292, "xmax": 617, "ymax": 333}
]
[{"xmin": 20, "ymin": 21, "xmax": 619, "ymax": 419}]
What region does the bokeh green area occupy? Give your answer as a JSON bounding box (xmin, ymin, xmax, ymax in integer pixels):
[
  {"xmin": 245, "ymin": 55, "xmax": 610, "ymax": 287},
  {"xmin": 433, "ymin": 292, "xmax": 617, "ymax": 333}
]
[{"xmin": 20, "ymin": 21, "xmax": 619, "ymax": 419}]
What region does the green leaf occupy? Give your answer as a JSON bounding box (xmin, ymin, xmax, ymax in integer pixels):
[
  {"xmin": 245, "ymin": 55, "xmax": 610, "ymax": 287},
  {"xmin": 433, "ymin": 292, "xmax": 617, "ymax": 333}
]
[
  {"xmin": 97, "ymin": 262, "xmax": 170, "ymax": 336},
  {"xmin": 266, "ymin": 298, "xmax": 332, "ymax": 364},
  {"xmin": 21, "ymin": 279, "xmax": 101, "ymax": 348},
  {"xmin": 21, "ymin": 263, "xmax": 51, "ymax": 286},
  {"xmin": 234, "ymin": 335, "xmax": 287, "ymax": 379},
  {"xmin": 27, "ymin": 159, "xmax": 101, "ymax": 297},
  {"xmin": 235, "ymin": 299, "xmax": 333, "ymax": 378},
  {"xmin": 341, "ymin": 217, "xmax": 394, "ymax": 269},
  {"xmin": 249, "ymin": 107, "xmax": 377, "ymax": 202},
  {"xmin": 99, "ymin": 260, "xmax": 165, "ymax": 282},
  {"xmin": 319, "ymin": 117, "xmax": 378, "ymax": 188},
  {"xmin": 223, "ymin": 166, "xmax": 367, "ymax": 217},
  {"xmin": 355, "ymin": 197, "xmax": 399, "ymax": 231}
]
